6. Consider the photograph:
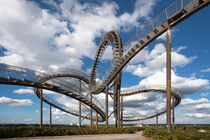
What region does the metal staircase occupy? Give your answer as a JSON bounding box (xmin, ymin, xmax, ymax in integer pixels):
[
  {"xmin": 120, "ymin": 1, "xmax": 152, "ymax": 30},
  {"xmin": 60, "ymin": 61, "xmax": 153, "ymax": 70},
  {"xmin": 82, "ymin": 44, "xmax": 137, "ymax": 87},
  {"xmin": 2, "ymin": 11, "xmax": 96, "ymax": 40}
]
[{"xmin": 91, "ymin": 0, "xmax": 210, "ymax": 94}]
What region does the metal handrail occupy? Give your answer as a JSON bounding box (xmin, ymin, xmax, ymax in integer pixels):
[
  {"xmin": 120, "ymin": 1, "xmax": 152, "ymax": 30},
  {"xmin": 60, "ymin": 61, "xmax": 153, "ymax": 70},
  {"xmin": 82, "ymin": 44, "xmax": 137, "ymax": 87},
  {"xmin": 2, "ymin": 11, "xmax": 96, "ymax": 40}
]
[{"xmin": 94, "ymin": 0, "xmax": 200, "ymax": 90}]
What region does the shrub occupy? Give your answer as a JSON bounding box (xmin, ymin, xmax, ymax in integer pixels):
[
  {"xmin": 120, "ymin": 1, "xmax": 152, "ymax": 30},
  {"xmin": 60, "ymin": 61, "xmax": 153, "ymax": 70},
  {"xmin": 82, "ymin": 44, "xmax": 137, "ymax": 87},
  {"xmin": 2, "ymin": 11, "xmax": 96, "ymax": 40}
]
[
  {"xmin": 142, "ymin": 126, "xmax": 210, "ymax": 140},
  {"xmin": 0, "ymin": 125, "xmax": 144, "ymax": 138}
]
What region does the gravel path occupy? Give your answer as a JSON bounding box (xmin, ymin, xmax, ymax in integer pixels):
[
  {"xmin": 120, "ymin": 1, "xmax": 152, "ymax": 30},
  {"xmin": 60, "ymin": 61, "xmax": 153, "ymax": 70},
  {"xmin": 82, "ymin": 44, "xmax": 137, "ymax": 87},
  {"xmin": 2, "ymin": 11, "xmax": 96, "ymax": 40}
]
[{"xmin": 4, "ymin": 131, "xmax": 152, "ymax": 140}]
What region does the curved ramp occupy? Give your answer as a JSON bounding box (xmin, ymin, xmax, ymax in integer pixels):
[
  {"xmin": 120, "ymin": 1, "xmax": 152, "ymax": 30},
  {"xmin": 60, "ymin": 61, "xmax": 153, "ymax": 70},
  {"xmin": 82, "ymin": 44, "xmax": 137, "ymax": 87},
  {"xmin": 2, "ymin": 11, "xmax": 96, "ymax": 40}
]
[
  {"xmin": 91, "ymin": 0, "xmax": 210, "ymax": 94},
  {"xmin": 0, "ymin": 63, "xmax": 105, "ymax": 121},
  {"xmin": 121, "ymin": 85, "xmax": 181, "ymax": 121}
]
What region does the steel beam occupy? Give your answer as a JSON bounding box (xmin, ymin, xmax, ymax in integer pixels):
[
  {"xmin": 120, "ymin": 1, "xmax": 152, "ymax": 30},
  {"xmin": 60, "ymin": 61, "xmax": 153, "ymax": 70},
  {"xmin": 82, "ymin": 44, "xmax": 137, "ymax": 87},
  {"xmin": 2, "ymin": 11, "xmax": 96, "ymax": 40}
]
[
  {"xmin": 90, "ymin": 92, "xmax": 93, "ymax": 128},
  {"xmin": 50, "ymin": 105, "xmax": 52, "ymax": 127},
  {"xmin": 117, "ymin": 88, "xmax": 120, "ymax": 128},
  {"xmin": 166, "ymin": 27, "xmax": 172, "ymax": 132},
  {"xmin": 106, "ymin": 86, "xmax": 109, "ymax": 128},
  {"xmin": 156, "ymin": 116, "xmax": 158, "ymax": 128},
  {"xmin": 113, "ymin": 86, "xmax": 117, "ymax": 128},
  {"xmin": 79, "ymin": 80, "xmax": 81, "ymax": 129},
  {"xmin": 172, "ymin": 96, "xmax": 175, "ymax": 131},
  {"xmin": 96, "ymin": 112, "xmax": 98, "ymax": 129},
  {"xmin": 121, "ymin": 96, "xmax": 123, "ymax": 128},
  {"xmin": 40, "ymin": 89, "xmax": 43, "ymax": 128}
]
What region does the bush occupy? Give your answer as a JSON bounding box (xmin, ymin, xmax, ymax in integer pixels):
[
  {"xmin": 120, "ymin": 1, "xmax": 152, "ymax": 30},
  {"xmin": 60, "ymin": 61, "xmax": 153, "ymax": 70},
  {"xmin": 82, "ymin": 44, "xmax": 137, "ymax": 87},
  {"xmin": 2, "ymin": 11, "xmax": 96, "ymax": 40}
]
[
  {"xmin": 0, "ymin": 125, "xmax": 144, "ymax": 138},
  {"xmin": 142, "ymin": 126, "xmax": 210, "ymax": 140}
]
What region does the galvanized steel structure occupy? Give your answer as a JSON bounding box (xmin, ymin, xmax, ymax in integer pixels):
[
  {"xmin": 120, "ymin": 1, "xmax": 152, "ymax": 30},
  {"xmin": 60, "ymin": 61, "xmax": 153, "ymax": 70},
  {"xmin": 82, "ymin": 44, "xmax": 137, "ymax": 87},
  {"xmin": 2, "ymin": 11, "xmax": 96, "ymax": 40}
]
[{"xmin": 0, "ymin": 0, "xmax": 209, "ymax": 131}]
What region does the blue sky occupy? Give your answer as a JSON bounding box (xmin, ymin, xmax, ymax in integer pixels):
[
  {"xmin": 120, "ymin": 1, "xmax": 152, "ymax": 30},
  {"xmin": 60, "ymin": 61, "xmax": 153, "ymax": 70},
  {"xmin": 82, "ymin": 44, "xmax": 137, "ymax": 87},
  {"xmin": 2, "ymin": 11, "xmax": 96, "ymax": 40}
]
[{"xmin": 0, "ymin": 0, "xmax": 210, "ymax": 125}]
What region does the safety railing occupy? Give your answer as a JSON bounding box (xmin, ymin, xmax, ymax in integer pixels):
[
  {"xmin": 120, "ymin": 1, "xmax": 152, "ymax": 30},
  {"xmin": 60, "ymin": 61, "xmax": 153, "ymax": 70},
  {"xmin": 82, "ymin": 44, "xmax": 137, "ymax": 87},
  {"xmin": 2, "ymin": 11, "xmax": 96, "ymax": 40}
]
[
  {"xmin": 95, "ymin": 0, "xmax": 200, "ymax": 91},
  {"xmin": 0, "ymin": 63, "xmax": 105, "ymax": 116},
  {"xmin": 123, "ymin": 0, "xmax": 196, "ymax": 53},
  {"xmin": 121, "ymin": 84, "xmax": 181, "ymax": 97}
]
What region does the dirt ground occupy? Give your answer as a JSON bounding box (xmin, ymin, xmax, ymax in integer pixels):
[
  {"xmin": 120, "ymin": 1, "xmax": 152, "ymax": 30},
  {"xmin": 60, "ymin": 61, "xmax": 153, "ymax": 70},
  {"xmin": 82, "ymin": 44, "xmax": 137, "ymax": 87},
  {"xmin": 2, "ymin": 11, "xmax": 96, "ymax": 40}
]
[{"xmin": 4, "ymin": 131, "xmax": 152, "ymax": 140}]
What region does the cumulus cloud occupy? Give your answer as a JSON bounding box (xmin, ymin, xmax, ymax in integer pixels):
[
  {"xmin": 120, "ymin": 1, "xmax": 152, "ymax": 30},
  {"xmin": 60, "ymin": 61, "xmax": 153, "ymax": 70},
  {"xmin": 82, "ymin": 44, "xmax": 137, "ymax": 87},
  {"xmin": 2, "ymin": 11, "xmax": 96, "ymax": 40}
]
[
  {"xmin": 13, "ymin": 88, "xmax": 56, "ymax": 95},
  {"xmin": 139, "ymin": 69, "xmax": 209, "ymax": 95},
  {"xmin": 157, "ymin": 32, "xmax": 167, "ymax": 41},
  {"xmin": 0, "ymin": 0, "xmax": 159, "ymax": 71},
  {"xmin": 200, "ymin": 92, "xmax": 210, "ymax": 97},
  {"xmin": 0, "ymin": 96, "xmax": 33, "ymax": 106},
  {"xmin": 52, "ymin": 108, "xmax": 69, "ymax": 116},
  {"xmin": 179, "ymin": 98, "xmax": 210, "ymax": 117},
  {"xmin": 126, "ymin": 44, "xmax": 194, "ymax": 77},
  {"xmin": 55, "ymin": 94, "xmax": 93, "ymax": 114},
  {"xmin": 180, "ymin": 98, "xmax": 209, "ymax": 106},
  {"xmin": 186, "ymin": 113, "xmax": 210, "ymax": 118},
  {"xmin": 122, "ymin": 92, "xmax": 166, "ymax": 118},
  {"xmin": 125, "ymin": 44, "xmax": 209, "ymax": 95},
  {"xmin": 13, "ymin": 88, "xmax": 34, "ymax": 94},
  {"xmin": 201, "ymin": 68, "xmax": 210, "ymax": 72}
]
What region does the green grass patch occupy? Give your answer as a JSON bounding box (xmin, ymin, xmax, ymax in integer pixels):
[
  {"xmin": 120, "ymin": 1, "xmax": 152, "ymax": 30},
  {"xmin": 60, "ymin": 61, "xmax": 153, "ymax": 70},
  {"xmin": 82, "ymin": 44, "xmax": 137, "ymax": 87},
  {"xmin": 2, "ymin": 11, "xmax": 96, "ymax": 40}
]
[
  {"xmin": 142, "ymin": 126, "xmax": 210, "ymax": 140},
  {"xmin": 0, "ymin": 125, "xmax": 144, "ymax": 138}
]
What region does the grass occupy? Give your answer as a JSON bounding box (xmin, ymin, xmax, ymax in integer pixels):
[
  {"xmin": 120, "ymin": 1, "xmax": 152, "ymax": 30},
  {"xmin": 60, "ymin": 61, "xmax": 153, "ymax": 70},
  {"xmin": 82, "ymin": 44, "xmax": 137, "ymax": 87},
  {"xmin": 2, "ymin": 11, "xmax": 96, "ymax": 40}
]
[
  {"xmin": 0, "ymin": 125, "xmax": 144, "ymax": 138},
  {"xmin": 142, "ymin": 125, "xmax": 210, "ymax": 140}
]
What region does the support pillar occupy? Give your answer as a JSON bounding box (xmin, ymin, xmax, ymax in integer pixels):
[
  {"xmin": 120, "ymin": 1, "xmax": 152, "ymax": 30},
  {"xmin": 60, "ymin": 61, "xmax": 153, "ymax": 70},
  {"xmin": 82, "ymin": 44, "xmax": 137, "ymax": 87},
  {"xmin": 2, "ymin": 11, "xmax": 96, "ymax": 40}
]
[
  {"xmin": 166, "ymin": 27, "xmax": 172, "ymax": 132},
  {"xmin": 96, "ymin": 112, "xmax": 98, "ymax": 129},
  {"xmin": 90, "ymin": 92, "xmax": 93, "ymax": 128},
  {"xmin": 172, "ymin": 96, "xmax": 175, "ymax": 131},
  {"xmin": 117, "ymin": 88, "xmax": 120, "ymax": 128},
  {"xmin": 156, "ymin": 116, "xmax": 158, "ymax": 128},
  {"xmin": 50, "ymin": 105, "xmax": 52, "ymax": 127},
  {"xmin": 40, "ymin": 89, "xmax": 43, "ymax": 128},
  {"xmin": 106, "ymin": 86, "xmax": 109, "ymax": 128},
  {"xmin": 121, "ymin": 96, "xmax": 123, "ymax": 128},
  {"xmin": 113, "ymin": 87, "xmax": 117, "ymax": 128},
  {"xmin": 79, "ymin": 80, "xmax": 81, "ymax": 129}
]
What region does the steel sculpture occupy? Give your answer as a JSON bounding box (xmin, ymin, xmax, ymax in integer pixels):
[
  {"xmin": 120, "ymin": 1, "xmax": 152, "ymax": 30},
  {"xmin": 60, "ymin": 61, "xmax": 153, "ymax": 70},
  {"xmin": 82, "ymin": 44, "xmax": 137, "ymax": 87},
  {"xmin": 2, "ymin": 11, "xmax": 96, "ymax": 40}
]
[
  {"xmin": 0, "ymin": 0, "xmax": 209, "ymax": 130},
  {"xmin": 120, "ymin": 84, "xmax": 181, "ymax": 121}
]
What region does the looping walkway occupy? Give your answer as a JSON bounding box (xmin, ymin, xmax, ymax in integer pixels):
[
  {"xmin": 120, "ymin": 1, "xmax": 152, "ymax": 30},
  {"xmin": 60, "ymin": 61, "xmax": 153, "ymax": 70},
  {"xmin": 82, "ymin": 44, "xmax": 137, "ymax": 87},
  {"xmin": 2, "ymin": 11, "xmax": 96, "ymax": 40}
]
[{"xmin": 0, "ymin": 0, "xmax": 209, "ymax": 124}]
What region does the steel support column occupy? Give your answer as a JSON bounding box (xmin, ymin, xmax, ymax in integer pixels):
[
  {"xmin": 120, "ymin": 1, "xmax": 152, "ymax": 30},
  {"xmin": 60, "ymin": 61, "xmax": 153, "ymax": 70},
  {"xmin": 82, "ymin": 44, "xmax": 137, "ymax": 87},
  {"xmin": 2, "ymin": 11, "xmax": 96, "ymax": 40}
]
[
  {"xmin": 40, "ymin": 89, "xmax": 43, "ymax": 128},
  {"xmin": 106, "ymin": 86, "xmax": 109, "ymax": 128},
  {"xmin": 90, "ymin": 92, "xmax": 93, "ymax": 128},
  {"xmin": 79, "ymin": 80, "xmax": 81, "ymax": 129},
  {"xmin": 121, "ymin": 96, "xmax": 123, "ymax": 128},
  {"xmin": 117, "ymin": 88, "xmax": 120, "ymax": 128},
  {"xmin": 113, "ymin": 86, "xmax": 117, "ymax": 128},
  {"xmin": 96, "ymin": 112, "xmax": 98, "ymax": 129},
  {"xmin": 166, "ymin": 27, "xmax": 172, "ymax": 132},
  {"xmin": 50, "ymin": 105, "xmax": 52, "ymax": 127},
  {"xmin": 156, "ymin": 116, "xmax": 158, "ymax": 128},
  {"xmin": 172, "ymin": 96, "xmax": 175, "ymax": 131}
]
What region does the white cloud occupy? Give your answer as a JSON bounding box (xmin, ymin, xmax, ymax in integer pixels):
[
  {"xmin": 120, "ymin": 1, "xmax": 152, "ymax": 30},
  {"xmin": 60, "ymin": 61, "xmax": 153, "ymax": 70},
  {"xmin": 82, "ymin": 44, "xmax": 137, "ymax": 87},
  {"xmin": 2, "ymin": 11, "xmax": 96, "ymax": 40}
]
[
  {"xmin": 174, "ymin": 46, "xmax": 187, "ymax": 52},
  {"xmin": 201, "ymin": 92, "xmax": 210, "ymax": 97},
  {"xmin": 186, "ymin": 113, "xmax": 210, "ymax": 118},
  {"xmin": 0, "ymin": 54, "xmax": 24, "ymax": 66},
  {"xmin": 43, "ymin": 108, "xmax": 48, "ymax": 111},
  {"xmin": 52, "ymin": 108, "xmax": 68, "ymax": 115},
  {"xmin": 178, "ymin": 98, "xmax": 210, "ymax": 118},
  {"xmin": 0, "ymin": 96, "xmax": 33, "ymax": 106},
  {"xmin": 201, "ymin": 68, "xmax": 210, "ymax": 72},
  {"xmin": 129, "ymin": 49, "xmax": 149, "ymax": 64},
  {"xmin": 139, "ymin": 69, "xmax": 209, "ymax": 95},
  {"xmin": 56, "ymin": 95, "xmax": 79, "ymax": 110},
  {"xmin": 156, "ymin": 28, "xmax": 178, "ymax": 41},
  {"xmin": 157, "ymin": 32, "xmax": 166, "ymax": 41},
  {"xmin": 0, "ymin": 0, "xmax": 159, "ymax": 71},
  {"xmin": 122, "ymin": 92, "xmax": 166, "ymax": 118},
  {"xmin": 125, "ymin": 44, "xmax": 209, "ymax": 95},
  {"xmin": 13, "ymin": 88, "xmax": 56, "ymax": 95},
  {"xmin": 125, "ymin": 44, "xmax": 194, "ymax": 77},
  {"xmin": 180, "ymin": 98, "xmax": 209, "ymax": 106},
  {"xmin": 13, "ymin": 88, "xmax": 34, "ymax": 94}
]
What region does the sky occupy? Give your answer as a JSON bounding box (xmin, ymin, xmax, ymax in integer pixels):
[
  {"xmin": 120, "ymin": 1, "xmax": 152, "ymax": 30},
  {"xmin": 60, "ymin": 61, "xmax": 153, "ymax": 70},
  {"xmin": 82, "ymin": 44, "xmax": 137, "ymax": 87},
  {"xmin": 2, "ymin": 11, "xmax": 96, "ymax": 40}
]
[{"xmin": 0, "ymin": 0, "xmax": 210, "ymax": 125}]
